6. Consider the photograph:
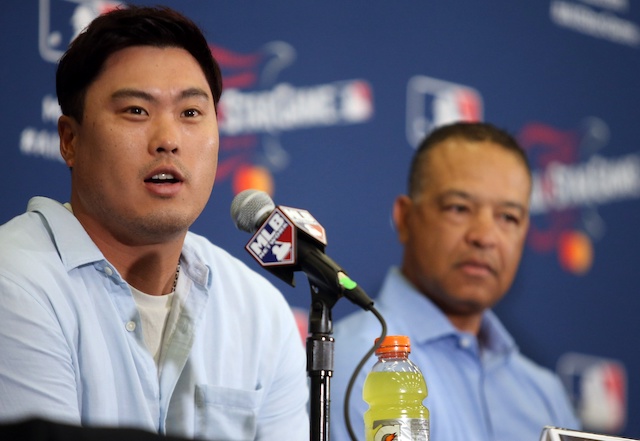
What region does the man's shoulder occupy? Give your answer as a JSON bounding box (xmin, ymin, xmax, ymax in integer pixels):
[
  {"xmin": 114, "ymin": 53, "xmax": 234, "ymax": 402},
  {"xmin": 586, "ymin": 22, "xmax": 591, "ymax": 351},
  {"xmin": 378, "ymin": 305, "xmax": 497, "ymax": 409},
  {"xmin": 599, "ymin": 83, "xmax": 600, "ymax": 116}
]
[
  {"xmin": 508, "ymin": 349, "xmax": 568, "ymax": 392},
  {"xmin": 0, "ymin": 200, "xmax": 48, "ymax": 238},
  {"xmin": 334, "ymin": 308, "xmax": 376, "ymax": 335},
  {"xmin": 183, "ymin": 230, "xmax": 255, "ymax": 277},
  {"xmin": 333, "ymin": 308, "xmax": 382, "ymax": 360},
  {"xmin": 0, "ymin": 200, "xmax": 62, "ymax": 265},
  {"xmin": 183, "ymin": 231, "xmax": 285, "ymax": 299},
  {"xmin": 183, "ymin": 230, "xmax": 234, "ymax": 259}
]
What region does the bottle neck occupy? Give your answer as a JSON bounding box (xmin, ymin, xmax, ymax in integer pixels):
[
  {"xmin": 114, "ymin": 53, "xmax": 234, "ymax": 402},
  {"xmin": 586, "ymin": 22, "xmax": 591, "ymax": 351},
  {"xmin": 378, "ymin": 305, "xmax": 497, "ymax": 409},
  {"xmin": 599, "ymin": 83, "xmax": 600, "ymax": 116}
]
[{"xmin": 377, "ymin": 350, "xmax": 410, "ymax": 361}]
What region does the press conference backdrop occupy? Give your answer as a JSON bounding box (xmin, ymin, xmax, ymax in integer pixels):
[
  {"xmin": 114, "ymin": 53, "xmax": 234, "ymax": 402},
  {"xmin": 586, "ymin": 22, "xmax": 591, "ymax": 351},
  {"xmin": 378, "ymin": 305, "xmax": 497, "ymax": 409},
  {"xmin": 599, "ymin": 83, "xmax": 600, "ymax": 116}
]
[{"xmin": 1, "ymin": 0, "xmax": 639, "ymax": 437}]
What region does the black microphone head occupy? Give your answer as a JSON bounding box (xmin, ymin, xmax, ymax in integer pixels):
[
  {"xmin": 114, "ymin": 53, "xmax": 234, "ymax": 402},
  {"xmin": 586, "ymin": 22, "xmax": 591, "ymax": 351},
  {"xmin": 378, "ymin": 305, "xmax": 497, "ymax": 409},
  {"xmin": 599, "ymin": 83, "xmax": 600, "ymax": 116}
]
[{"xmin": 230, "ymin": 189, "xmax": 276, "ymax": 233}]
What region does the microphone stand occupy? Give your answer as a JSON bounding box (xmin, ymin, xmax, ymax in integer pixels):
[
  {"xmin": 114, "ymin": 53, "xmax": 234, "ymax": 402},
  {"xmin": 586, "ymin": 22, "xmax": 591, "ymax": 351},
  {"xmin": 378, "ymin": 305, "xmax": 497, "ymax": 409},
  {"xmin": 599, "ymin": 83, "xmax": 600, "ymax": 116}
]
[
  {"xmin": 306, "ymin": 281, "xmax": 337, "ymax": 441},
  {"xmin": 296, "ymin": 237, "xmax": 375, "ymax": 441},
  {"xmin": 297, "ymin": 237, "xmax": 350, "ymax": 441}
]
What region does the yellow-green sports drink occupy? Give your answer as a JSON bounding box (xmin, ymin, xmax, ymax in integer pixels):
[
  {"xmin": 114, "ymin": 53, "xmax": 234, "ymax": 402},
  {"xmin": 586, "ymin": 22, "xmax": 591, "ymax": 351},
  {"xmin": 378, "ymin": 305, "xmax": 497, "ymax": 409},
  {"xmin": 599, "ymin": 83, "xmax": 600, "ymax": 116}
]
[{"xmin": 363, "ymin": 336, "xmax": 429, "ymax": 441}]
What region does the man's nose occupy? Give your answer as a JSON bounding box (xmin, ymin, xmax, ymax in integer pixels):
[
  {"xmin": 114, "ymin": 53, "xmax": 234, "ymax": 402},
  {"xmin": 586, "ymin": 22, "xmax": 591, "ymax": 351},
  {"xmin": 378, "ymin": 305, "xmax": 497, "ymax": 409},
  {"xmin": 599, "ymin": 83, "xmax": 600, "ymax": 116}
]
[
  {"xmin": 466, "ymin": 211, "xmax": 498, "ymax": 248},
  {"xmin": 149, "ymin": 117, "xmax": 180, "ymax": 155}
]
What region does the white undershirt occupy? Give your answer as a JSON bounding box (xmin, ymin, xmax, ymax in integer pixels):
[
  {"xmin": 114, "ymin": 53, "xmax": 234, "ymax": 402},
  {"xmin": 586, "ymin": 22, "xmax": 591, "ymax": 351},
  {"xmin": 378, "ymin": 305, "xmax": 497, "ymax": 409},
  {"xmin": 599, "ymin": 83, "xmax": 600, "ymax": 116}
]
[{"xmin": 130, "ymin": 286, "xmax": 174, "ymax": 366}]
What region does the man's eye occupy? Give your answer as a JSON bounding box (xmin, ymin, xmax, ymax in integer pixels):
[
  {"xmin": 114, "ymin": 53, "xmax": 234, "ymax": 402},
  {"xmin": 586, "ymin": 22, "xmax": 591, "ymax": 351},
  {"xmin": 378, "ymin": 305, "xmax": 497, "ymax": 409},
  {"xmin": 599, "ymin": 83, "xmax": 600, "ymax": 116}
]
[
  {"xmin": 125, "ymin": 107, "xmax": 147, "ymax": 116},
  {"xmin": 446, "ymin": 204, "xmax": 468, "ymax": 213},
  {"xmin": 501, "ymin": 213, "xmax": 521, "ymax": 225},
  {"xmin": 182, "ymin": 109, "xmax": 200, "ymax": 118}
]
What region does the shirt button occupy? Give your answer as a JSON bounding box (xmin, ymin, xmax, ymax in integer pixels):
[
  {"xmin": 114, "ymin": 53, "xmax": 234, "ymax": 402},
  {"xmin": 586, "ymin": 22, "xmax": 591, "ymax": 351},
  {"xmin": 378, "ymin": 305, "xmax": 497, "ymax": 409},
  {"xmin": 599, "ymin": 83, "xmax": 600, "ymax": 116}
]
[
  {"xmin": 104, "ymin": 266, "xmax": 113, "ymax": 276},
  {"xmin": 459, "ymin": 337, "xmax": 472, "ymax": 348},
  {"xmin": 125, "ymin": 321, "xmax": 136, "ymax": 332}
]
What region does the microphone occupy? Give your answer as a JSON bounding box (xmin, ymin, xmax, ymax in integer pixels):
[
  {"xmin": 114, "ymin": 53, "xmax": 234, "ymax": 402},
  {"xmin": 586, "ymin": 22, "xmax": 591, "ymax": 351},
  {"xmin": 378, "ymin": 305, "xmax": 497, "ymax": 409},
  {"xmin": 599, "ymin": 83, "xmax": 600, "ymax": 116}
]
[{"xmin": 231, "ymin": 189, "xmax": 374, "ymax": 311}]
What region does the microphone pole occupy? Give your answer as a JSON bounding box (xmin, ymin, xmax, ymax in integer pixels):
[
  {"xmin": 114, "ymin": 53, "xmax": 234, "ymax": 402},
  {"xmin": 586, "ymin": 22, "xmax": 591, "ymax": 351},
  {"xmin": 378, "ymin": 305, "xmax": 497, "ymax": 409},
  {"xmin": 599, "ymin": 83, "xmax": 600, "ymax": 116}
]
[
  {"xmin": 306, "ymin": 272, "xmax": 334, "ymax": 441},
  {"xmin": 299, "ymin": 236, "xmax": 341, "ymax": 441}
]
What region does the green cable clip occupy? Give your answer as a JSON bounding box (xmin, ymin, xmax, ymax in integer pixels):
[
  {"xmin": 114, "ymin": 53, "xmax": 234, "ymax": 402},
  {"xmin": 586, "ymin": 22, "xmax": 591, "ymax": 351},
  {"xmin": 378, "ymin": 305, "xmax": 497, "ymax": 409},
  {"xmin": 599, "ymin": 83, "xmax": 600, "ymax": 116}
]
[{"xmin": 338, "ymin": 272, "xmax": 358, "ymax": 290}]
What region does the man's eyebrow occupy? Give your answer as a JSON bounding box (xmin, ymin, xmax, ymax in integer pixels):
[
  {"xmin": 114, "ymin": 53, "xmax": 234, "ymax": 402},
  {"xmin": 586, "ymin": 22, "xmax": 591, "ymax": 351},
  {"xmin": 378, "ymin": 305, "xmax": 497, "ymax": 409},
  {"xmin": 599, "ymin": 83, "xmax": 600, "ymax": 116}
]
[
  {"xmin": 111, "ymin": 88, "xmax": 155, "ymax": 102},
  {"xmin": 439, "ymin": 189, "xmax": 528, "ymax": 214},
  {"xmin": 501, "ymin": 201, "xmax": 528, "ymax": 216},
  {"xmin": 110, "ymin": 87, "xmax": 211, "ymax": 102},
  {"xmin": 439, "ymin": 189, "xmax": 472, "ymax": 201},
  {"xmin": 180, "ymin": 87, "xmax": 211, "ymax": 101}
]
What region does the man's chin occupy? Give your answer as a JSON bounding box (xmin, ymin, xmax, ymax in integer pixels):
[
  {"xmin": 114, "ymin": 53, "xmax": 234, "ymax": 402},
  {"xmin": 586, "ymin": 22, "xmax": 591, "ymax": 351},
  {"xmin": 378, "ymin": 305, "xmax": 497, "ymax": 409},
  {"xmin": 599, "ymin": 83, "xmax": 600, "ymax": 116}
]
[
  {"xmin": 113, "ymin": 212, "xmax": 194, "ymax": 245},
  {"xmin": 441, "ymin": 288, "xmax": 502, "ymax": 314}
]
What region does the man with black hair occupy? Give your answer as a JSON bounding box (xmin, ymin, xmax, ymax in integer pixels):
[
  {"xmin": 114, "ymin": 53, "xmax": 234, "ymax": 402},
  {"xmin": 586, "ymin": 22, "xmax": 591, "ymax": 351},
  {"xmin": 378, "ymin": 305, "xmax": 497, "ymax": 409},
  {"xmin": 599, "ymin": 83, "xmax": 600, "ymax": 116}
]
[
  {"xmin": 331, "ymin": 122, "xmax": 580, "ymax": 441},
  {"xmin": 0, "ymin": 6, "xmax": 308, "ymax": 440}
]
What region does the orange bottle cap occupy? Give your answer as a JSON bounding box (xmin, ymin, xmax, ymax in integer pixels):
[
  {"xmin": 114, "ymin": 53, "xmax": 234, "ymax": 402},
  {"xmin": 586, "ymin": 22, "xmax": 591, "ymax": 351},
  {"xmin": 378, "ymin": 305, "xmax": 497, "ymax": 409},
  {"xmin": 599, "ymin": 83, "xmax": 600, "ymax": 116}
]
[{"xmin": 374, "ymin": 335, "xmax": 411, "ymax": 356}]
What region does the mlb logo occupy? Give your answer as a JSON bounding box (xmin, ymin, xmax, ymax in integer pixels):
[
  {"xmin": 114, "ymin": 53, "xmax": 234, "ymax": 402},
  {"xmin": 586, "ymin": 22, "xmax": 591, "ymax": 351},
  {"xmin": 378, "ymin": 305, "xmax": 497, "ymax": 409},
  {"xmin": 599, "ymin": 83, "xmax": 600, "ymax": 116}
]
[
  {"xmin": 246, "ymin": 208, "xmax": 296, "ymax": 267},
  {"xmin": 337, "ymin": 80, "xmax": 374, "ymax": 123},
  {"xmin": 557, "ymin": 352, "xmax": 627, "ymax": 434},
  {"xmin": 39, "ymin": 0, "xmax": 124, "ymax": 63},
  {"xmin": 406, "ymin": 75, "xmax": 483, "ymax": 147}
]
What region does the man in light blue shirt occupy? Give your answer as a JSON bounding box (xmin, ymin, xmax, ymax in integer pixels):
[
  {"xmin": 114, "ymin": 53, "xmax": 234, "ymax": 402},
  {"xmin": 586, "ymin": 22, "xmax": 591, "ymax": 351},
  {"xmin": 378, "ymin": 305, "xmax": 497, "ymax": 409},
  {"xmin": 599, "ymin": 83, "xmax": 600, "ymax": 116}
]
[
  {"xmin": 330, "ymin": 122, "xmax": 580, "ymax": 441},
  {"xmin": 0, "ymin": 6, "xmax": 308, "ymax": 440}
]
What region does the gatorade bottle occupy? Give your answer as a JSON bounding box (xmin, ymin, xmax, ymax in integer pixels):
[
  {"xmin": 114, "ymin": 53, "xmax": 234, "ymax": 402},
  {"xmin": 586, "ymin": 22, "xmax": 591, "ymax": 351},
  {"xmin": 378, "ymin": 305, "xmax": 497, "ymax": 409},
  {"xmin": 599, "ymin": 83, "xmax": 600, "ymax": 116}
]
[{"xmin": 363, "ymin": 335, "xmax": 429, "ymax": 441}]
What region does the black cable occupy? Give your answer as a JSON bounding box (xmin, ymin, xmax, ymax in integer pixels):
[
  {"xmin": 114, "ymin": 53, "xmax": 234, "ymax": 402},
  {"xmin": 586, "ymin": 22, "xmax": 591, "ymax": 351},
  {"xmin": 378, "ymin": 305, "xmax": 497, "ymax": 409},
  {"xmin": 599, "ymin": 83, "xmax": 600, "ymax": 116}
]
[{"xmin": 343, "ymin": 305, "xmax": 387, "ymax": 441}]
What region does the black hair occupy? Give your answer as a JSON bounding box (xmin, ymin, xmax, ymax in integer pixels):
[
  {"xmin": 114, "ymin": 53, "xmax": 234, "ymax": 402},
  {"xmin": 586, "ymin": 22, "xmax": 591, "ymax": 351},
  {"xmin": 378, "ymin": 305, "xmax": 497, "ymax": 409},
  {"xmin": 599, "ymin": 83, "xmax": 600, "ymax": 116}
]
[
  {"xmin": 407, "ymin": 121, "xmax": 531, "ymax": 197},
  {"xmin": 56, "ymin": 5, "xmax": 222, "ymax": 122}
]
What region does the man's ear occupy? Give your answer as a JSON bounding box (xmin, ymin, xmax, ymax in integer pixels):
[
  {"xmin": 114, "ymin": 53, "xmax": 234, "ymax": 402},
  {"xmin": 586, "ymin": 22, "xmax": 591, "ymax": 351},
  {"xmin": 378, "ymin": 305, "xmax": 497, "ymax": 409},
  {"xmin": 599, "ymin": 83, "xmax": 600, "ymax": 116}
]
[
  {"xmin": 58, "ymin": 115, "xmax": 78, "ymax": 168},
  {"xmin": 392, "ymin": 195, "xmax": 412, "ymax": 245}
]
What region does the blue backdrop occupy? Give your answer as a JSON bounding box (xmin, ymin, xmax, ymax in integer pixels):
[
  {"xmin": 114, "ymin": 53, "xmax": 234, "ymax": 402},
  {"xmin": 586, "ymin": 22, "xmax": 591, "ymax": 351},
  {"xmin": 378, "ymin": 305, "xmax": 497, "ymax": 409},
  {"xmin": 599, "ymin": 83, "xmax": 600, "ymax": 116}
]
[{"xmin": 1, "ymin": 0, "xmax": 639, "ymax": 437}]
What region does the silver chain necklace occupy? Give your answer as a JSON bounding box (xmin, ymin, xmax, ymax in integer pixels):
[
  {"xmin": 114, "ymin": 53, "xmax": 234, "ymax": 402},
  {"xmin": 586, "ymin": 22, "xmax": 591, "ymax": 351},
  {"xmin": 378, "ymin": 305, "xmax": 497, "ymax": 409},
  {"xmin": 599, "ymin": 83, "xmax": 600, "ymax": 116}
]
[{"xmin": 172, "ymin": 264, "xmax": 180, "ymax": 292}]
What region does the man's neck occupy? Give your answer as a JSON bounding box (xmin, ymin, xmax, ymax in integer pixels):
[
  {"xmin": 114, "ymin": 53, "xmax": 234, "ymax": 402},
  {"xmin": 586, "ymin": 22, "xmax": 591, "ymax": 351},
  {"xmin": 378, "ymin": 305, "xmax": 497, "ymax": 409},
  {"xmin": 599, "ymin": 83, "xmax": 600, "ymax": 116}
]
[
  {"xmin": 97, "ymin": 236, "xmax": 184, "ymax": 295},
  {"xmin": 447, "ymin": 313, "xmax": 483, "ymax": 336},
  {"xmin": 71, "ymin": 207, "xmax": 186, "ymax": 295}
]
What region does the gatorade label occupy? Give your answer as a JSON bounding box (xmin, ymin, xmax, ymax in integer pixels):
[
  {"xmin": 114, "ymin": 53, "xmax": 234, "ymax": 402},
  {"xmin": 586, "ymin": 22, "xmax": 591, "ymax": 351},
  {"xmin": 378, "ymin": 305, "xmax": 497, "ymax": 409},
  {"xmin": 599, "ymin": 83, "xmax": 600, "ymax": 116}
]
[{"xmin": 372, "ymin": 418, "xmax": 429, "ymax": 441}]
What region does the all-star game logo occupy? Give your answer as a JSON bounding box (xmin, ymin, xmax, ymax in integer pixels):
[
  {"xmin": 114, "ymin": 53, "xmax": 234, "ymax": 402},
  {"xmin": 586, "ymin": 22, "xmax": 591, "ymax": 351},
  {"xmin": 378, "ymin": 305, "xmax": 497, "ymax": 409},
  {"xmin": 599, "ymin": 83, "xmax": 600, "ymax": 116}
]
[
  {"xmin": 30, "ymin": 1, "xmax": 375, "ymax": 197},
  {"xmin": 550, "ymin": 0, "xmax": 640, "ymax": 48},
  {"xmin": 520, "ymin": 117, "xmax": 640, "ymax": 275},
  {"xmin": 212, "ymin": 42, "xmax": 374, "ymax": 195}
]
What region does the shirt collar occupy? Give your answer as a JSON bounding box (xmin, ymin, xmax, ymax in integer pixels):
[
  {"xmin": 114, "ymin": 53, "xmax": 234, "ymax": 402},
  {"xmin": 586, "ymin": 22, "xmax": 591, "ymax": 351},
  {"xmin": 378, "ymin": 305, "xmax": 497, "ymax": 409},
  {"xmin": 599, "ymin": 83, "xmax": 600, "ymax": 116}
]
[
  {"xmin": 377, "ymin": 266, "xmax": 517, "ymax": 357},
  {"xmin": 27, "ymin": 196, "xmax": 105, "ymax": 271},
  {"xmin": 180, "ymin": 236, "xmax": 211, "ymax": 289},
  {"xmin": 26, "ymin": 196, "xmax": 212, "ymax": 290}
]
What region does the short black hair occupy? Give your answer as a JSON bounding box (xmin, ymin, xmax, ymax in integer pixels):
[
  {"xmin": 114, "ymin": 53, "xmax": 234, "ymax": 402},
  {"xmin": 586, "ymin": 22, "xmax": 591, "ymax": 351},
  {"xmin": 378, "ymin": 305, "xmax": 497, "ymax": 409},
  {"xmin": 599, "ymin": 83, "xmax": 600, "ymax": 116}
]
[
  {"xmin": 407, "ymin": 121, "xmax": 531, "ymax": 198},
  {"xmin": 56, "ymin": 5, "xmax": 223, "ymax": 122}
]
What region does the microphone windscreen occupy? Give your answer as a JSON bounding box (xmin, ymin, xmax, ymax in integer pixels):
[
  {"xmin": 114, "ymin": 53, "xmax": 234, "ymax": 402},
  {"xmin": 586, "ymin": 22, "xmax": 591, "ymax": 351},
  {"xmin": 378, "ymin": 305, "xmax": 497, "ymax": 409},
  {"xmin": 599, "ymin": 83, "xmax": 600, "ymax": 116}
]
[{"xmin": 230, "ymin": 189, "xmax": 276, "ymax": 233}]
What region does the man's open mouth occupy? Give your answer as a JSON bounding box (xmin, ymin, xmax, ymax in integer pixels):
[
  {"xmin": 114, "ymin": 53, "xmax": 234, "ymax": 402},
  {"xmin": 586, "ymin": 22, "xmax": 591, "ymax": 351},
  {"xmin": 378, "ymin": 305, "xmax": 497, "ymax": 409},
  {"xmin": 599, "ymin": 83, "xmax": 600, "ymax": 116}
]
[{"xmin": 145, "ymin": 173, "xmax": 180, "ymax": 184}]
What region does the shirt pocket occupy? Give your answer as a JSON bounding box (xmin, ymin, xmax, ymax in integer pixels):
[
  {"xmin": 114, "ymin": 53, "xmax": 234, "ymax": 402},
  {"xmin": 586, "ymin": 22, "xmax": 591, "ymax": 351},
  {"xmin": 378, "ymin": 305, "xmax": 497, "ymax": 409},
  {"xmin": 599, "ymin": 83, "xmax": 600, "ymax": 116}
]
[{"xmin": 194, "ymin": 384, "xmax": 263, "ymax": 441}]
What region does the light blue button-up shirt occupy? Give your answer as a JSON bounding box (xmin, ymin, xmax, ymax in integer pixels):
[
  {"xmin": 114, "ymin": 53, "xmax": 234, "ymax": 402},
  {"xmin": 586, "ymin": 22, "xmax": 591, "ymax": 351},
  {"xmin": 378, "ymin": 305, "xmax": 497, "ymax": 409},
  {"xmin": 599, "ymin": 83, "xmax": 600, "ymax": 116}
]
[
  {"xmin": 330, "ymin": 267, "xmax": 580, "ymax": 441},
  {"xmin": 0, "ymin": 197, "xmax": 309, "ymax": 440}
]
